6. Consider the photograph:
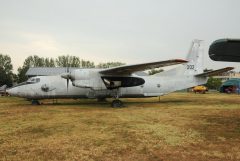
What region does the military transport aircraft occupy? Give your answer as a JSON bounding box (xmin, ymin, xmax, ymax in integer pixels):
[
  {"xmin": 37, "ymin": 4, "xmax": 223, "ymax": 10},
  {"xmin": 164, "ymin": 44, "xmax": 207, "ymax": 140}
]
[{"xmin": 7, "ymin": 40, "xmax": 234, "ymax": 107}]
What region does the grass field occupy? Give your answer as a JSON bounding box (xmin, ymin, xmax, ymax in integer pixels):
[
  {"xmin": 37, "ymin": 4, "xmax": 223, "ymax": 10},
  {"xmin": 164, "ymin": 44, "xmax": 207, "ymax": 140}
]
[{"xmin": 0, "ymin": 93, "xmax": 240, "ymax": 161}]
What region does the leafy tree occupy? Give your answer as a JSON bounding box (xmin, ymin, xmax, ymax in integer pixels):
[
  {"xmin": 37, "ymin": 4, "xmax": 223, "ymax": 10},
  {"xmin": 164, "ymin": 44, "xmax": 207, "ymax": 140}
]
[
  {"xmin": 24, "ymin": 55, "xmax": 45, "ymax": 67},
  {"xmin": 148, "ymin": 69, "xmax": 164, "ymax": 75},
  {"xmin": 56, "ymin": 55, "xmax": 96, "ymax": 68},
  {"xmin": 206, "ymin": 77, "xmax": 222, "ymax": 90},
  {"xmin": 97, "ymin": 62, "xmax": 125, "ymax": 68},
  {"xmin": 56, "ymin": 55, "xmax": 81, "ymax": 67},
  {"xmin": 0, "ymin": 54, "xmax": 14, "ymax": 86},
  {"xmin": 44, "ymin": 58, "xmax": 55, "ymax": 67},
  {"xmin": 17, "ymin": 66, "xmax": 29, "ymax": 83},
  {"xmin": 81, "ymin": 60, "xmax": 95, "ymax": 68},
  {"xmin": 12, "ymin": 73, "xmax": 18, "ymax": 84},
  {"xmin": 17, "ymin": 55, "xmax": 46, "ymax": 83}
]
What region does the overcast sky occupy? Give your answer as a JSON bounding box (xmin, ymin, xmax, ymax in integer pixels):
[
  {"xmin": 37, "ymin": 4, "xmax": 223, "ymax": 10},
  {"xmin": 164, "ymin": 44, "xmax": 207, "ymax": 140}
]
[{"xmin": 0, "ymin": 0, "xmax": 240, "ymax": 72}]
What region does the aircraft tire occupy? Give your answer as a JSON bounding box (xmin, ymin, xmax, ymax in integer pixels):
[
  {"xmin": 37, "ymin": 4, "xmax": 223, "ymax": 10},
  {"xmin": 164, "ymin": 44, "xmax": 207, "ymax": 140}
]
[
  {"xmin": 31, "ymin": 100, "xmax": 40, "ymax": 105},
  {"xmin": 111, "ymin": 100, "xmax": 123, "ymax": 108}
]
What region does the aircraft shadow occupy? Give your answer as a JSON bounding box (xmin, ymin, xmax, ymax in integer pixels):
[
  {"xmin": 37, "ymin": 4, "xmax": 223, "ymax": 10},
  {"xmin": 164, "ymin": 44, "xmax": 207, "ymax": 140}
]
[{"xmin": 37, "ymin": 98, "xmax": 193, "ymax": 107}]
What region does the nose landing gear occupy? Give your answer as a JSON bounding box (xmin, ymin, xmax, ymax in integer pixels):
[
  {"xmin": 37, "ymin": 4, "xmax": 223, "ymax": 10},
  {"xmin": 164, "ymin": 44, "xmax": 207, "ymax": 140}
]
[{"xmin": 111, "ymin": 99, "xmax": 123, "ymax": 108}]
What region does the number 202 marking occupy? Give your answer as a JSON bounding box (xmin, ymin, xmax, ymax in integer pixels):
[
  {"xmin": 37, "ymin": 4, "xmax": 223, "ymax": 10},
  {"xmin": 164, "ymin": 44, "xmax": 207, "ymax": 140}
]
[{"xmin": 187, "ymin": 65, "xmax": 194, "ymax": 70}]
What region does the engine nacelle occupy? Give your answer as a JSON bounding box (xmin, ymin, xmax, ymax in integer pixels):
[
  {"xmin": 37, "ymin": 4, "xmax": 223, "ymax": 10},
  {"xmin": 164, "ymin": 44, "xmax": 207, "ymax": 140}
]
[
  {"xmin": 209, "ymin": 39, "xmax": 240, "ymax": 62},
  {"xmin": 62, "ymin": 69, "xmax": 105, "ymax": 89},
  {"xmin": 70, "ymin": 69, "xmax": 90, "ymax": 80},
  {"xmin": 69, "ymin": 70, "xmax": 106, "ymax": 90},
  {"xmin": 101, "ymin": 76, "xmax": 145, "ymax": 89},
  {"xmin": 72, "ymin": 80, "xmax": 91, "ymax": 88},
  {"xmin": 62, "ymin": 69, "xmax": 145, "ymax": 90}
]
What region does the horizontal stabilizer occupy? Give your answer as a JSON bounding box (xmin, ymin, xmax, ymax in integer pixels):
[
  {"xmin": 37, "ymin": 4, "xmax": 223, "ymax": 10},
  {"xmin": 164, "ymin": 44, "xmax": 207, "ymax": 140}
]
[
  {"xmin": 195, "ymin": 67, "xmax": 234, "ymax": 77},
  {"xmin": 99, "ymin": 59, "xmax": 188, "ymax": 75},
  {"xmin": 0, "ymin": 85, "xmax": 7, "ymax": 90}
]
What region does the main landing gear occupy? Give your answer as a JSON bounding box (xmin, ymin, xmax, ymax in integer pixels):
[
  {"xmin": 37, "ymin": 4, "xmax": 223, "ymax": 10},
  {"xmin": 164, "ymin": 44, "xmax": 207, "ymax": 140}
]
[
  {"xmin": 111, "ymin": 89, "xmax": 124, "ymax": 108},
  {"xmin": 111, "ymin": 99, "xmax": 123, "ymax": 108},
  {"xmin": 31, "ymin": 100, "xmax": 40, "ymax": 105}
]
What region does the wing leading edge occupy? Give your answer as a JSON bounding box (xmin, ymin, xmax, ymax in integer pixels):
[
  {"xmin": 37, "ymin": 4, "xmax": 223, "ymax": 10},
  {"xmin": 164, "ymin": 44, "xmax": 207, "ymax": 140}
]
[{"xmin": 99, "ymin": 59, "xmax": 188, "ymax": 75}]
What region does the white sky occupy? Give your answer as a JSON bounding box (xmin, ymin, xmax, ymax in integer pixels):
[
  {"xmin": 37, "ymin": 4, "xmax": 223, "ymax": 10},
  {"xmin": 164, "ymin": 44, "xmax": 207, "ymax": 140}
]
[{"xmin": 0, "ymin": 0, "xmax": 240, "ymax": 72}]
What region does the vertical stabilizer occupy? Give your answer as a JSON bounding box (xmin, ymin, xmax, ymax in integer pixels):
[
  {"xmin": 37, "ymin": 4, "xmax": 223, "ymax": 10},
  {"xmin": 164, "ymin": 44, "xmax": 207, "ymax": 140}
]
[
  {"xmin": 183, "ymin": 39, "xmax": 204, "ymax": 75},
  {"xmin": 155, "ymin": 39, "xmax": 204, "ymax": 76}
]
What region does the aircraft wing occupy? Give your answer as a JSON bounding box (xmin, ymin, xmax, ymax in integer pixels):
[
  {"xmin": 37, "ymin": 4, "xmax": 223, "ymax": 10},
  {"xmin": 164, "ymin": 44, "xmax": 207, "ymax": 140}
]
[
  {"xmin": 195, "ymin": 67, "xmax": 234, "ymax": 77},
  {"xmin": 99, "ymin": 59, "xmax": 188, "ymax": 75}
]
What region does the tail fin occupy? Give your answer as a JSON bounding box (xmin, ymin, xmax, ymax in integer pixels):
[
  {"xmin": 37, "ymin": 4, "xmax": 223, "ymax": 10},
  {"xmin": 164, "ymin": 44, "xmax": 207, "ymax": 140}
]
[
  {"xmin": 0, "ymin": 85, "xmax": 7, "ymax": 90},
  {"xmin": 183, "ymin": 39, "xmax": 204, "ymax": 75},
  {"xmin": 156, "ymin": 39, "xmax": 204, "ymax": 76}
]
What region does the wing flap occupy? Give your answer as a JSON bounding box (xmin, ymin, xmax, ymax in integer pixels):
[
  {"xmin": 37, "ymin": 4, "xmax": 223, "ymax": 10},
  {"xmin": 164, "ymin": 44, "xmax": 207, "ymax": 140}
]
[
  {"xmin": 99, "ymin": 59, "xmax": 187, "ymax": 75},
  {"xmin": 195, "ymin": 67, "xmax": 234, "ymax": 77}
]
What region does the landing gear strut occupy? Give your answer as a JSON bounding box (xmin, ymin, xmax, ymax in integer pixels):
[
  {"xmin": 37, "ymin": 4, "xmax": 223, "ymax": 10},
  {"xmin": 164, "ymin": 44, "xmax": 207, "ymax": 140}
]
[
  {"xmin": 111, "ymin": 88, "xmax": 124, "ymax": 108},
  {"xmin": 31, "ymin": 100, "xmax": 40, "ymax": 105}
]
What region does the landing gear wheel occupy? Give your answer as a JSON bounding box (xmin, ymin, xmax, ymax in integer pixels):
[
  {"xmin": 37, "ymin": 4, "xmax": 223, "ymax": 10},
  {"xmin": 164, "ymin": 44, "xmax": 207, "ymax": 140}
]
[
  {"xmin": 31, "ymin": 100, "xmax": 40, "ymax": 105},
  {"xmin": 111, "ymin": 100, "xmax": 123, "ymax": 108},
  {"xmin": 110, "ymin": 88, "xmax": 124, "ymax": 108}
]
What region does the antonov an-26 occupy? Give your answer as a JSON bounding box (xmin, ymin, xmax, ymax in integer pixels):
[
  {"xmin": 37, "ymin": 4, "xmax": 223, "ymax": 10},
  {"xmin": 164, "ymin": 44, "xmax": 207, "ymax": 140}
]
[{"xmin": 7, "ymin": 40, "xmax": 233, "ymax": 107}]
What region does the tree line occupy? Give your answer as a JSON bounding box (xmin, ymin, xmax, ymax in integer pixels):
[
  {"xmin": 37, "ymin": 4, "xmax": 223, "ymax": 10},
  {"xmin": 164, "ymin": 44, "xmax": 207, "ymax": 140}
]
[{"xmin": 0, "ymin": 54, "xmax": 125, "ymax": 86}]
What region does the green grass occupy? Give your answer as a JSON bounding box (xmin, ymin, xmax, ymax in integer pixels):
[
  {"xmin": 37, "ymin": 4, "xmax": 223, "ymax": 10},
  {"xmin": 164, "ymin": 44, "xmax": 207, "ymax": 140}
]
[{"xmin": 0, "ymin": 93, "xmax": 240, "ymax": 161}]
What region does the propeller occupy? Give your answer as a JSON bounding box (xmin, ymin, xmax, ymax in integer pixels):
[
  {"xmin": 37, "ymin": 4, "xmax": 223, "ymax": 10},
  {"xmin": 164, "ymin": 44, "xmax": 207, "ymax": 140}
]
[
  {"xmin": 61, "ymin": 66, "xmax": 71, "ymax": 92},
  {"xmin": 67, "ymin": 66, "xmax": 69, "ymax": 91}
]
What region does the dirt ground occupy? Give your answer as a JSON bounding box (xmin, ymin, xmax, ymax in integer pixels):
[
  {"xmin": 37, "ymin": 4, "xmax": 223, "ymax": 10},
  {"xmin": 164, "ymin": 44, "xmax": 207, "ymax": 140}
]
[{"xmin": 0, "ymin": 92, "xmax": 240, "ymax": 161}]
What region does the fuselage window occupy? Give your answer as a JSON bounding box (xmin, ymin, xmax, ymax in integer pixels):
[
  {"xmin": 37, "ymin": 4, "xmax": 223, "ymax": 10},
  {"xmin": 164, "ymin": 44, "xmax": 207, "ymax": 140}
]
[{"xmin": 27, "ymin": 78, "xmax": 40, "ymax": 84}]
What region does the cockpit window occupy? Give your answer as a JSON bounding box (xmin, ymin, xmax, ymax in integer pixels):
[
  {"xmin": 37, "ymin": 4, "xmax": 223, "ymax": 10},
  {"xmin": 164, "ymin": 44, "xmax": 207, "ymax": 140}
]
[
  {"xmin": 27, "ymin": 77, "xmax": 40, "ymax": 84},
  {"xmin": 10, "ymin": 78, "xmax": 40, "ymax": 88}
]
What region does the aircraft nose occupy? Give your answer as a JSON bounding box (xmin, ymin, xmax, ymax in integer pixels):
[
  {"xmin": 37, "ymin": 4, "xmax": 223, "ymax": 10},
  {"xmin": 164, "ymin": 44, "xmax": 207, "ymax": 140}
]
[{"xmin": 6, "ymin": 88, "xmax": 18, "ymax": 96}]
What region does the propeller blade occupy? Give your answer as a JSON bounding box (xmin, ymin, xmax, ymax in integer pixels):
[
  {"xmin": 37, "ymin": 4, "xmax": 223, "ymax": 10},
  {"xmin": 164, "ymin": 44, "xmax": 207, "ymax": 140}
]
[
  {"xmin": 67, "ymin": 77, "xmax": 69, "ymax": 92},
  {"xmin": 63, "ymin": 64, "xmax": 71, "ymax": 92},
  {"xmin": 61, "ymin": 73, "xmax": 70, "ymax": 79}
]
